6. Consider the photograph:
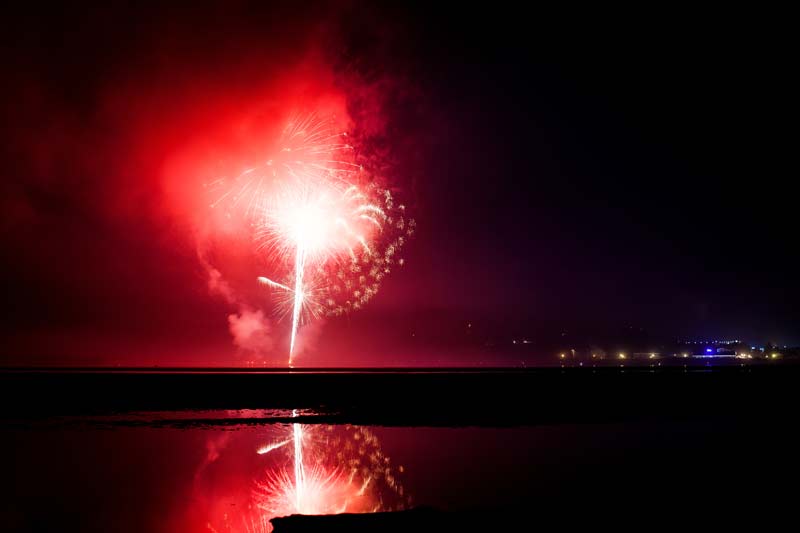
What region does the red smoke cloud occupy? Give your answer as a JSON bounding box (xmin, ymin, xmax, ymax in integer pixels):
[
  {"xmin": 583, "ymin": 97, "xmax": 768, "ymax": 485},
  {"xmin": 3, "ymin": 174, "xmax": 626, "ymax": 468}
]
[
  {"xmin": 160, "ymin": 60, "xmax": 350, "ymax": 363},
  {"xmin": 228, "ymin": 309, "xmax": 274, "ymax": 359},
  {"xmin": 0, "ymin": 4, "xmax": 412, "ymax": 366},
  {"xmin": 157, "ymin": 53, "xmax": 367, "ymax": 363}
]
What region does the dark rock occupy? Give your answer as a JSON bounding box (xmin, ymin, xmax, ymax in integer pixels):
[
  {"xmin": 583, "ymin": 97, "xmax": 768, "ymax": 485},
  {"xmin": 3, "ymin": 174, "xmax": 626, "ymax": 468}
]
[{"xmin": 270, "ymin": 507, "xmax": 491, "ymax": 532}]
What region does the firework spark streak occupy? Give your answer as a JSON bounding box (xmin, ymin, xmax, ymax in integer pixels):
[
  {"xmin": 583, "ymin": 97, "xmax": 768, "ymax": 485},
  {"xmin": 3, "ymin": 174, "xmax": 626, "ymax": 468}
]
[
  {"xmin": 292, "ymin": 412, "xmax": 305, "ymax": 510},
  {"xmin": 256, "ymin": 439, "xmax": 292, "ymax": 455}
]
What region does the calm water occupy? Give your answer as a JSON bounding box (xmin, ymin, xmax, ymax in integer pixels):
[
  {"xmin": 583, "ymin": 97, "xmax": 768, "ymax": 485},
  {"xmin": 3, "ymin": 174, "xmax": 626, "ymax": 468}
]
[
  {"xmin": 2, "ymin": 410, "xmax": 797, "ymax": 532},
  {"xmin": 2, "ymin": 368, "xmax": 799, "ymax": 531}
]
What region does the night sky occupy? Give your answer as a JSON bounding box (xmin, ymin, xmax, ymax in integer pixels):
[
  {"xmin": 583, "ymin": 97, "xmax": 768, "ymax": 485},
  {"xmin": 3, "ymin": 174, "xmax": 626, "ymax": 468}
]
[{"xmin": 1, "ymin": 3, "xmax": 796, "ymax": 366}]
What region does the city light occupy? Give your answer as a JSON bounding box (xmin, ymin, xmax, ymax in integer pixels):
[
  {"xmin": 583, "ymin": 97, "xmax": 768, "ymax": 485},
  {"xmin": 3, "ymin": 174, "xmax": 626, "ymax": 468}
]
[{"xmin": 548, "ymin": 343, "xmax": 793, "ymax": 364}]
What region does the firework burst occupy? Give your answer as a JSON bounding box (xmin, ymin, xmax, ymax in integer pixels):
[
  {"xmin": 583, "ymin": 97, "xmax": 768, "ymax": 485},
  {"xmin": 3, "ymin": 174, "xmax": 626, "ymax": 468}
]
[
  {"xmin": 207, "ymin": 113, "xmax": 360, "ymax": 220},
  {"xmin": 207, "ymin": 111, "xmax": 413, "ymax": 362}
]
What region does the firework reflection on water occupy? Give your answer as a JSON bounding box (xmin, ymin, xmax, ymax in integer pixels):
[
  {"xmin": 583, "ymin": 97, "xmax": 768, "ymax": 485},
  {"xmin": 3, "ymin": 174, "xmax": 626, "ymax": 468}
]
[{"xmin": 207, "ymin": 425, "xmax": 410, "ymax": 533}]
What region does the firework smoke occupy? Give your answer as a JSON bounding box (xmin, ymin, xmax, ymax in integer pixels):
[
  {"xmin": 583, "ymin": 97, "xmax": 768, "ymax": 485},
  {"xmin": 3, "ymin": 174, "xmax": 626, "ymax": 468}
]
[{"xmin": 227, "ymin": 309, "xmax": 275, "ymax": 357}]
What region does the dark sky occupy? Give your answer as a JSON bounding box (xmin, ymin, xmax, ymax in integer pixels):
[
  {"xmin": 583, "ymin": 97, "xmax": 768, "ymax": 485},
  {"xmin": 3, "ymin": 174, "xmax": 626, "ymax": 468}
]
[{"xmin": 1, "ymin": 2, "xmax": 796, "ymax": 366}]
